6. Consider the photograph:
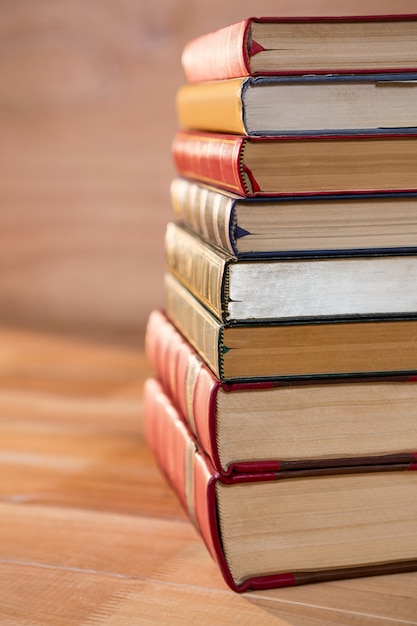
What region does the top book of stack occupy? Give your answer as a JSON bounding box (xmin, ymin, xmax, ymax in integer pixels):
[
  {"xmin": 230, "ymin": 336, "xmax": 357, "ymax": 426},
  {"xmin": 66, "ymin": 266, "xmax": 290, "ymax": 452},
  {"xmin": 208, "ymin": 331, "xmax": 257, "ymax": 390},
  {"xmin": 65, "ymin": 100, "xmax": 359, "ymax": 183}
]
[{"xmin": 181, "ymin": 15, "xmax": 417, "ymax": 83}]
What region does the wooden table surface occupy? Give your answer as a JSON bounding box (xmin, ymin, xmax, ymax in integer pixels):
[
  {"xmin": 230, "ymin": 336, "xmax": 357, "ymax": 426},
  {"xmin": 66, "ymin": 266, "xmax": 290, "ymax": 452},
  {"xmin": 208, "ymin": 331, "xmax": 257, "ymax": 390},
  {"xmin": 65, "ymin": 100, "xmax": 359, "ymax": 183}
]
[{"xmin": 1, "ymin": 326, "xmax": 416, "ymax": 626}]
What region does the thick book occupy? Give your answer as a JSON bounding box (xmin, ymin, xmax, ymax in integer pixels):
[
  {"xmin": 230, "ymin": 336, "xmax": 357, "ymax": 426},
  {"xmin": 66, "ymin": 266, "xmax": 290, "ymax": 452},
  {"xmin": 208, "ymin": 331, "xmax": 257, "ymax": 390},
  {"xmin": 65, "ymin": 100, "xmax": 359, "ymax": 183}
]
[
  {"xmin": 170, "ymin": 178, "xmax": 417, "ymax": 257},
  {"xmin": 144, "ymin": 376, "xmax": 417, "ymax": 592},
  {"xmin": 181, "ymin": 15, "xmax": 417, "ymax": 83},
  {"xmin": 146, "ymin": 309, "xmax": 417, "ymax": 475},
  {"xmin": 165, "ymin": 272, "xmax": 417, "ymax": 382},
  {"xmin": 166, "ymin": 221, "xmax": 417, "ymax": 323},
  {"xmin": 177, "ymin": 74, "xmax": 417, "ymax": 136},
  {"xmin": 172, "ymin": 130, "xmax": 417, "ymax": 197}
]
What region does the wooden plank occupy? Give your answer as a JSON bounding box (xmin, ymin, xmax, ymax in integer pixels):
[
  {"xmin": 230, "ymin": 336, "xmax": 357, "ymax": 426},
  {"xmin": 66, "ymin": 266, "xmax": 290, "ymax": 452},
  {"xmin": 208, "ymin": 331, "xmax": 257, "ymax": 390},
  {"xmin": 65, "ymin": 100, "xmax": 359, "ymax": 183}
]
[
  {"xmin": 1, "ymin": 560, "xmax": 416, "ymax": 626},
  {"xmin": 0, "ymin": 502, "xmax": 212, "ymax": 583},
  {"xmin": 0, "ymin": 326, "xmax": 416, "ymax": 623},
  {"xmin": 0, "ymin": 562, "xmax": 132, "ymax": 626},
  {"xmin": 81, "ymin": 581, "xmax": 291, "ymax": 626},
  {"xmin": 0, "ymin": 326, "xmax": 183, "ymax": 519},
  {"xmin": 0, "ymin": 423, "xmax": 183, "ymax": 519},
  {"xmin": 0, "ymin": 562, "xmax": 291, "ymax": 626},
  {"xmin": 0, "ymin": 327, "xmax": 151, "ymax": 396},
  {"xmin": 0, "ymin": 380, "xmax": 180, "ymax": 520},
  {"xmin": 85, "ymin": 581, "xmax": 417, "ymax": 626},
  {"xmin": 249, "ymin": 578, "xmax": 417, "ymax": 625},
  {"xmin": 1, "ymin": 501, "xmax": 417, "ymax": 624}
]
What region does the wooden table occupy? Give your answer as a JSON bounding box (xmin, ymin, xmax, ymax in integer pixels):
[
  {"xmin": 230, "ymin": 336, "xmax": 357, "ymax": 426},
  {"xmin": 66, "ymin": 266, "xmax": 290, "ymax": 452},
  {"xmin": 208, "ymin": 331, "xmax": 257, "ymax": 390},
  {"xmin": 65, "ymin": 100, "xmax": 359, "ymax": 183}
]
[{"xmin": 0, "ymin": 327, "xmax": 416, "ymax": 625}]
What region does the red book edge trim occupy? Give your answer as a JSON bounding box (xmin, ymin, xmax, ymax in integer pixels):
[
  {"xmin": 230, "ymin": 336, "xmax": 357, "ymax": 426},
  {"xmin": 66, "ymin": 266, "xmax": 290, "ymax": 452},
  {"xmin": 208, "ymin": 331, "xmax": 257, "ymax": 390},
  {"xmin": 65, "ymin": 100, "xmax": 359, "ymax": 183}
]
[
  {"xmin": 173, "ymin": 130, "xmax": 417, "ymax": 197},
  {"xmin": 252, "ymin": 14, "xmax": 417, "ymax": 23},
  {"xmin": 184, "ymin": 15, "xmax": 417, "ymax": 79},
  {"xmin": 247, "ymin": 15, "xmax": 417, "ymax": 65},
  {"xmin": 145, "ymin": 380, "xmax": 417, "ymax": 592},
  {"xmin": 172, "ymin": 132, "xmax": 247, "ymax": 196},
  {"xmin": 203, "ymin": 458, "xmax": 417, "ymax": 592},
  {"xmin": 249, "ymin": 16, "xmax": 417, "ymax": 77}
]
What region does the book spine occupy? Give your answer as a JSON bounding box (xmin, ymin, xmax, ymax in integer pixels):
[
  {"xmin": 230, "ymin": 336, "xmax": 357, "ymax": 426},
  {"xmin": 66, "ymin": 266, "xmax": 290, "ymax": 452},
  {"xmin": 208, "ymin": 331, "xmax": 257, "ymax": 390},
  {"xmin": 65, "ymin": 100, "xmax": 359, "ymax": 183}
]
[
  {"xmin": 164, "ymin": 273, "xmax": 223, "ymax": 380},
  {"xmin": 170, "ymin": 179, "xmax": 237, "ymax": 255},
  {"xmin": 145, "ymin": 309, "xmax": 223, "ymax": 469},
  {"xmin": 176, "ymin": 79, "xmax": 247, "ymax": 135},
  {"xmin": 144, "ymin": 376, "xmax": 417, "ymax": 592},
  {"xmin": 172, "ymin": 131, "xmax": 248, "ymax": 195},
  {"xmin": 145, "ymin": 309, "xmax": 179, "ymax": 406},
  {"xmin": 143, "ymin": 378, "xmax": 188, "ymax": 511},
  {"xmin": 143, "ymin": 377, "xmax": 239, "ymax": 591},
  {"xmin": 181, "ymin": 19, "xmax": 251, "ymax": 83},
  {"xmin": 165, "ymin": 222, "xmax": 229, "ymax": 321},
  {"xmin": 181, "ymin": 15, "xmax": 417, "ymax": 82}
]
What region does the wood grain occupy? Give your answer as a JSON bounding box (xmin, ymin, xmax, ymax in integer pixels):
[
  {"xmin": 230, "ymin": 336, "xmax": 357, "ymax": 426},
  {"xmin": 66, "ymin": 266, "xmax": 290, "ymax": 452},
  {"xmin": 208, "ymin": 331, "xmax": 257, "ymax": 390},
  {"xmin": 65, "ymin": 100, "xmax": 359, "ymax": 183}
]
[
  {"xmin": 2, "ymin": 3, "xmax": 417, "ymax": 621},
  {"xmin": 0, "ymin": 326, "xmax": 416, "ymax": 624}
]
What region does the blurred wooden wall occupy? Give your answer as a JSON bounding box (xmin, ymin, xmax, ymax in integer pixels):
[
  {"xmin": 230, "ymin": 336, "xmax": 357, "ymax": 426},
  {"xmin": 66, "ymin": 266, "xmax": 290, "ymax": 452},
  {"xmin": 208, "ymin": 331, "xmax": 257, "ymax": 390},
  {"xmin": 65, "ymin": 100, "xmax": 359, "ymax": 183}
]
[{"xmin": 1, "ymin": 0, "xmax": 416, "ymax": 344}]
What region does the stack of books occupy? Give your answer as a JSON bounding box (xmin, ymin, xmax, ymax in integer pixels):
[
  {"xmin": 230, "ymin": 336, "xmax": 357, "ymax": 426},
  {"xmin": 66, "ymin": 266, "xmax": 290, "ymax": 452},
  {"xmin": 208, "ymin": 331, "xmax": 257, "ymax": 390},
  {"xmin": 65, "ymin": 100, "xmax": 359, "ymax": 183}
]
[{"xmin": 144, "ymin": 15, "xmax": 417, "ymax": 592}]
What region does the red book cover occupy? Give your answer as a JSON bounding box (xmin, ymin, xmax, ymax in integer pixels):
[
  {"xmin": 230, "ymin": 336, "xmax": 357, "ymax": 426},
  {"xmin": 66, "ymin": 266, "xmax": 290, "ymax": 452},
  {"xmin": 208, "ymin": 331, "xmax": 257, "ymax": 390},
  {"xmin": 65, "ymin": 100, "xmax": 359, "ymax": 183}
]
[
  {"xmin": 145, "ymin": 310, "xmax": 417, "ymax": 475},
  {"xmin": 143, "ymin": 376, "xmax": 417, "ymax": 592},
  {"xmin": 182, "ymin": 19, "xmax": 252, "ymax": 83},
  {"xmin": 172, "ymin": 131, "xmax": 247, "ymax": 196},
  {"xmin": 172, "ymin": 129, "xmax": 417, "ymax": 198},
  {"xmin": 146, "ymin": 309, "xmax": 275, "ymax": 471},
  {"xmin": 181, "ymin": 15, "xmax": 417, "ymax": 82}
]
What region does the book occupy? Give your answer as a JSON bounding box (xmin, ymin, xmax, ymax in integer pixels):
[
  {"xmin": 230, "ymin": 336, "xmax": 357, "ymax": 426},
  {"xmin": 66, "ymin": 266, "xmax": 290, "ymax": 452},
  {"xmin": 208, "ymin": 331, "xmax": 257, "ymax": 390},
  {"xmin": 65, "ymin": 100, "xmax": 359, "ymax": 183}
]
[
  {"xmin": 177, "ymin": 74, "xmax": 417, "ymax": 136},
  {"xmin": 144, "ymin": 376, "xmax": 417, "ymax": 592},
  {"xmin": 165, "ymin": 272, "xmax": 417, "ymax": 381},
  {"xmin": 172, "ymin": 129, "xmax": 417, "ymax": 197},
  {"xmin": 146, "ymin": 309, "xmax": 417, "ymax": 475},
  {"xmin": 181, "ymin": 15, "xmax": 417, "ymax": 83},
  {"xmin": 166, "ymin": 221, "xmax": 417, "ymax": 323},
  {"xmin": 170, "ymin": 178, "xmax": 417, "ymax": 257}
]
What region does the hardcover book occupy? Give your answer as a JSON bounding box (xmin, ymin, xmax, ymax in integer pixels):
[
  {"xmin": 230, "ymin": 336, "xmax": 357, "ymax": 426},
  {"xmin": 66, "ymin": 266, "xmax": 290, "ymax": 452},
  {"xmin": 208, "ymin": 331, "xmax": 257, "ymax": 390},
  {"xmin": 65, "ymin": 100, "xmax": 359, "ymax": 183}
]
[
  {"xmin": 181, "ymin": 15, "xmax": 417, "ymax": 82},
  {"xmin": 166, "ymin": 221, "xmax": 417, "ymax": 323},
  {"xmin": 165, "ymin": 272, "xmax": 417, "ymax": 382},
  {"xmin": 172, "ymin": 129, "xmax": 417, "ymax": 197},
  {"xmin": 170, "ymin": 178, "xmax": 417, "ymax": 257},
  {"xmin": 146, "ymin": 310, "xmax": 417, "ymax": 475},
  {"xmin": 144, "ymin": 376, "xmax": 417, "ymax": 592},
  {"xmin": 177, "ymin": 74, "xmax": 417, "ymax": 136}
]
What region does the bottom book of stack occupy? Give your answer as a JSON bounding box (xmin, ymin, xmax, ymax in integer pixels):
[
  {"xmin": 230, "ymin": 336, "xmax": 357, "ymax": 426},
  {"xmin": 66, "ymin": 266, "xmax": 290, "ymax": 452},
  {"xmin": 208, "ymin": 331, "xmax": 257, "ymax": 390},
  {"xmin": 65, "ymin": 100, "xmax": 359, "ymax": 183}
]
[
  {"xmin": 144, "ymin": 377, "xmax": 417, "ymax": 592},
  {"xmin": 144, "ymin": 311, "xmax": 417, "ymax": 592}
]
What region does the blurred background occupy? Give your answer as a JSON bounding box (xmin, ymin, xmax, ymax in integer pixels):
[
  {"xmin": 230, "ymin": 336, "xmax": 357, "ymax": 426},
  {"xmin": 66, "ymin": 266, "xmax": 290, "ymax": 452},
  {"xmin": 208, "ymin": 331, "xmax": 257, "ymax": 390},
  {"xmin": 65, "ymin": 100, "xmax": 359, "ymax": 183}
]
[{"xmin": 1, "ymin": 0, "xmax": 417, "ymax": 347}]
